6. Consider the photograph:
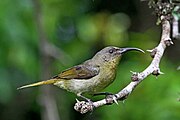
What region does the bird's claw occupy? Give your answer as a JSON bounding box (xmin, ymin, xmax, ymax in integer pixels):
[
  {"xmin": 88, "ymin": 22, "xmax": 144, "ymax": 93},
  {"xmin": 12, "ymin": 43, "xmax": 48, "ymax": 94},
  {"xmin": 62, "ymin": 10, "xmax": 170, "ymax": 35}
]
[
  {"xmin": 93, "ymin": 92, "xmax": 119, "ymax": 105},
  {"xmin": 105, "ymin": 94, "xmax": 119, "ymax": 105},
  {"xmin": 74, "ymin": 98, "xmax": 95, "ymax": 114}
]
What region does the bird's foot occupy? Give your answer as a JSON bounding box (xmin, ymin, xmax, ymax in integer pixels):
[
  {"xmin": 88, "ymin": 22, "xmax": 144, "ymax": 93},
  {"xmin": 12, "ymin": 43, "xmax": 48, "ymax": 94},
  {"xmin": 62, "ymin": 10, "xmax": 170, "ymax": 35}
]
[
  {"xmin": 75, "ymin": 93, "xmax": 95, "ymax": 114},
  {"xmin": 77, "ymin": 93, "xmax": 95, "ymax": 107},
  {"xmin": 77, "ymin": 93, "xmax": 93, "ymax": 103},
  {"xmin": 93, "ymin": 92, "xmax": 118, "ymax": 105},
  {"xmin": 93, "ymin": 92, "xmax": 114, "ymax": 96},
  {"xmin": 74, "ymin": 99, "xmax": 94, "ymax": 114},
  {"xmin": 105, "ymin": 94, "xmax": 118, "ymax": 105}
]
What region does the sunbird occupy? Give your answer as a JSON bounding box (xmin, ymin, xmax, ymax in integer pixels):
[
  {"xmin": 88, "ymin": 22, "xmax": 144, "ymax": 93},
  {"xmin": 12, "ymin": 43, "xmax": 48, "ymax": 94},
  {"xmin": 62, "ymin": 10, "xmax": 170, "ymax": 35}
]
[{"xmin": 18, "ymin": 46, "xmax": 144, "ymax": 100}]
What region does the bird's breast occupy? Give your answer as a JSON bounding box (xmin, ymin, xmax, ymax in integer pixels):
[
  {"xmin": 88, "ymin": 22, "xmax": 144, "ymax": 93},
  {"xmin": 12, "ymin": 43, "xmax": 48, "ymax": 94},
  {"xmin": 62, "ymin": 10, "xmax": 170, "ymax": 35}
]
[{"xmin": 94, "ymin": 65, "xmax": 116, "ymax": 90}]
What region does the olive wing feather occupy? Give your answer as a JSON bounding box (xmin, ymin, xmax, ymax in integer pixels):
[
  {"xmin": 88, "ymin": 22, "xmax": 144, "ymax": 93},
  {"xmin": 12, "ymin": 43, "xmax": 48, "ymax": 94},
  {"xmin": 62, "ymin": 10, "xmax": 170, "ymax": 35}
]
[{"xmin": 52, "ymin": 65, "xmax": 100, "ymax": 80}]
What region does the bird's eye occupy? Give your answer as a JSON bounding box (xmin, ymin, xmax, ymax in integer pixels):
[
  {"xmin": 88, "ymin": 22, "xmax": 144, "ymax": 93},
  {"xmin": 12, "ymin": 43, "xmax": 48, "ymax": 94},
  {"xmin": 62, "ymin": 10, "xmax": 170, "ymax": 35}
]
[{"xmin": 109, "ymin": 49, "xmax": 115, "ymax": 54}]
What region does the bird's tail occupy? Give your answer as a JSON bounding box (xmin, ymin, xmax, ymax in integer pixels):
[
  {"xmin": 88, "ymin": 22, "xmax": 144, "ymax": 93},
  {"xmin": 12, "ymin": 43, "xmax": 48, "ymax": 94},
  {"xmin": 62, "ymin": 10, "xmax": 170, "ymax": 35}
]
[{"xmin": 17, "ymin": 79, "xmax": 58, "ymax": 90}]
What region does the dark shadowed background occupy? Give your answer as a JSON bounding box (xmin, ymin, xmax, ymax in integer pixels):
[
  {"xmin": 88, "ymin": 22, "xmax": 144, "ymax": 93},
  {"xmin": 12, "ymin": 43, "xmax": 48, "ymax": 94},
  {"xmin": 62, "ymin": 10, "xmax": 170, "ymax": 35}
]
[{"xmin": 0, "ymin": 0, "xmax": 180, "ymax": 120}]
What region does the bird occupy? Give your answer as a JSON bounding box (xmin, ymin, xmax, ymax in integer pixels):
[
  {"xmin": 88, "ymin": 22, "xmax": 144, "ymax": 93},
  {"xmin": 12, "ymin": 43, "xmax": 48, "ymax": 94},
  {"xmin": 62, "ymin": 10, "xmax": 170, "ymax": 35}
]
[{"xmin": 18, "ymin": 46, "xmax": 144, "ymax": 100}]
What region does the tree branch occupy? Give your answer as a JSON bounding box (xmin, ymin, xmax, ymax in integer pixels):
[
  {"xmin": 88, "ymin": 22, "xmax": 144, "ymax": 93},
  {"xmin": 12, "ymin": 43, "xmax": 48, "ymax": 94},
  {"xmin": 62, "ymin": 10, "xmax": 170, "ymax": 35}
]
[{"xmin": 74, "ymin": 5, "xmax": 174, "ymax": 114}]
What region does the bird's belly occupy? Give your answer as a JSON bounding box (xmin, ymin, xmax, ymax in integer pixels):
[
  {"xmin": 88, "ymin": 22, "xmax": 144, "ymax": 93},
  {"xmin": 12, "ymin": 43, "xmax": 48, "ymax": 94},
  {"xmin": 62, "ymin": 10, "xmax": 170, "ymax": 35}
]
[{"xmin": 54, "ymin": 69, "xmax": 116, "ymax": 94}]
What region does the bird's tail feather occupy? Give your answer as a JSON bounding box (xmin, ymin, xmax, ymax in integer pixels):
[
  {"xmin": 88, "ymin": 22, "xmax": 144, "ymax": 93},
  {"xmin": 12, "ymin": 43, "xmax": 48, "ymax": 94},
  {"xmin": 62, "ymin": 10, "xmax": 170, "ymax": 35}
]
[{"xmin": 17, "ymin": 79, "xmax": 58, "ymax": 90}]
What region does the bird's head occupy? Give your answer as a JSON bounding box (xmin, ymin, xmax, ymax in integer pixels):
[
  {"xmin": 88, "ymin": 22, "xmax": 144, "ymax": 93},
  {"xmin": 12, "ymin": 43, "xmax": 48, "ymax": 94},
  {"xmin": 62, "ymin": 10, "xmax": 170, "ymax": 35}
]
[{"xmin": 93, "ymin": 46, "xmax": 144, "ymax": 66}]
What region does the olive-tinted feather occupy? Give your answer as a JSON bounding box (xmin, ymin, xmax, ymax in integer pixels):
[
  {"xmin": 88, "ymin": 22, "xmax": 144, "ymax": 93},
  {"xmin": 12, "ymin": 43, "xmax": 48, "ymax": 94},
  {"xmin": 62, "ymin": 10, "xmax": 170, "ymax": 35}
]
[{"xmin": 53, "ymin": 65, "xmax": 100, "ymax": 80}]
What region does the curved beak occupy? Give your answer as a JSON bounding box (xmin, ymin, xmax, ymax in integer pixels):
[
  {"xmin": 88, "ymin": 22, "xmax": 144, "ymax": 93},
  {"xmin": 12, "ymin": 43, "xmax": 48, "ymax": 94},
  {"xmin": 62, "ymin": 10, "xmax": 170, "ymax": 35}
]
[{"xmin": 119, "ymin": 47, "xmax": 144, "ymax": 54}]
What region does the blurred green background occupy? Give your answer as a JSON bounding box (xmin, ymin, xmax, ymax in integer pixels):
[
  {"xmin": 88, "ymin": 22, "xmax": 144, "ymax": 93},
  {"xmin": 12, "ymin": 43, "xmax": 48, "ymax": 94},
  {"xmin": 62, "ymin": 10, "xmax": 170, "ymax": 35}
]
[{"xmin": 0, "ymin": 0, "xmax": 180, "ymax": 120}]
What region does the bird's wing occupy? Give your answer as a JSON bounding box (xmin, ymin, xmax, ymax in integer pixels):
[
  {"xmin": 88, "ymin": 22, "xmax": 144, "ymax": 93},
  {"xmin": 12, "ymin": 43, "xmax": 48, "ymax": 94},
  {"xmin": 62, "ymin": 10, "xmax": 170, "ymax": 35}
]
[{"xmin": 52, "ymin": 64, "xmax": 100, "ymax": 80}]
